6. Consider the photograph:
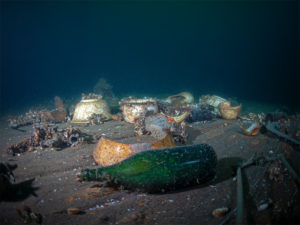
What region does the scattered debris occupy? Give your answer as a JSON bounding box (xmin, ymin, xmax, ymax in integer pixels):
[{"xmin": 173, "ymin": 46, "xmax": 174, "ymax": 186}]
[
  {"xmin": 8, "ymin": 96, "xmax": 67, "ymax": 129},
  {"xmin": 16, "ymin": 205, "xmax": 42, "ymax": 224},
  {"xmin": 267, "ymin": 160, "xmax": 285, "ymax": 182},
  {"xmin": 8, "ymin": 109, "xmax": 46, "ymax": 129},
  {"xmin": 3, "ymin": 91, "xmax": 300, "ymax": 225},
  {"xmin": 5, "ymin": 125, "xmax": 93, "ymax": 156},
  {"xmin": 239, "ymin": 112, "xmax": 265, "ymax": 123}
]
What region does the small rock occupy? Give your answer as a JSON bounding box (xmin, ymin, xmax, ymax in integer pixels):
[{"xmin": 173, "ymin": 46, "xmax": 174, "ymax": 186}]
[
  {"xmin": 21, "ymin": 205, "xmax": 31, "ymax": 213},
  {"xmin": 257, "ymin": 203, "xmax": 269, "ymax": 211},
  {"xmin": 212, "ymin": 207, "xmax": 229, "ymax": 218},
  {"xmin": 67, "ymin": 207, "xmax": 84, "ymax": 215},
  {"xmin": 131, "ymin": 213, "xmax": 138, "ymax": 220}
]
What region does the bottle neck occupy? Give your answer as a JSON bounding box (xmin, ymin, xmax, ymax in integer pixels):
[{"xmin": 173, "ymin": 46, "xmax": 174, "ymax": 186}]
[{"xmin": 82, "ymin": 168, "xmax": 104, "ymax": 181}]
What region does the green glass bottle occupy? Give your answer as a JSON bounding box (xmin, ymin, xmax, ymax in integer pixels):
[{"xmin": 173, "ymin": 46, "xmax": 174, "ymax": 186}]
[{"xmin": 80, "ymin": 144, "xmax": 217, "ymax": 192}]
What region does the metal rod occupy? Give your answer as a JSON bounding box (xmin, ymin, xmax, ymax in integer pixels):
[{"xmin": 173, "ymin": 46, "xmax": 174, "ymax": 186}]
[
  {"xmin": 219, "ymin": 208, "xmax": 237, "ymax": 225},
  {"xmin": 279, "ymin": 154, "xmax": 300, "ymax": 185},
  {"xmin": 266, "ymin": 122, "xmax": 300, "ymax": 146},
  {"xmin": 236, "ymin": 167, "xmax": 244, "ymax": 225}
]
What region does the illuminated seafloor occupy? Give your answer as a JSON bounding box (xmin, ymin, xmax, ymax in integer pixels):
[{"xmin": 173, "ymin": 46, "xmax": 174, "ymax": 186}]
[{"xmin": 0, "ymin": 97, "xmax": 299, "ymax": 225}]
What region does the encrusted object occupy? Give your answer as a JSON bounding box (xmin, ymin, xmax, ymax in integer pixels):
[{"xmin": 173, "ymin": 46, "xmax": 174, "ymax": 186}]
[
  {"xmin": 219, "ymin": 101, "xmax": 241, "ymax": 120},
  {"xmin": 93, "ymin": 136, "xmax": 174, "ymax": 167},
  {"xmin": 120, "ymin": 98, "xmax": 158, "ymax": 123},
  {"xmin": 186, "ymin": 104, "xmax": 215, "ymax": 122},
  {"xmin": 165, "ymin": 92, "xmax": 194, "ymax": 106},
  {"xmin": 8, "ymin": 110, "xmax": 45, "ymax": 129},
  {"xmin": 267, "ymin": 160, "xmax": 285, "ymax": 182},
  {"xmin": 111, "ymin": 113, "xmax": 123, "ymax": 121},
  {"xmin": 41, "ymin": 96, "xmax": 67, "ymax": 123},
  {"xmin": 199, "ymin": 95, "xmax": 227, "ymax": 115},
  {"xmin": 240, "ymin": 122, "xmax": 260, "ymax": 136},
  {"xmin": 239, "ymin": 112, "xmax": 265, "ymax": 123},
  {"xmin": 8, "ymin": 96, "xmax": 67, "ymax": 128},
  {"xmin": 72, "ymin": 95, "xmax": 111, "ymax": 124},
  {"xmin": 5, "ymin": 125, "xmax": 88, "ymax": 156},
  {"xmin": 144, "ymin": 113, "xmax": 188, "ymax": 143}
]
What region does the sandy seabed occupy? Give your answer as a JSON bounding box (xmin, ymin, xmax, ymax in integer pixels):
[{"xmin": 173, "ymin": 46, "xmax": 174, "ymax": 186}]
[{"xmin": 0, "ymin": 117, "xmax": 300, "ymax": 225}]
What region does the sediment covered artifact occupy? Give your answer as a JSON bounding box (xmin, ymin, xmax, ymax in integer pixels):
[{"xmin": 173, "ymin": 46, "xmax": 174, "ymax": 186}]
[
  {"xmin": 72, "ymin": 94, "xmax": 111, "ymax": 124},
  {"xmin": 144, "ymin": 113, "xmax": 189, "ymax": 142},
  {"xmin": 240, "ymin": 122, "xmax": 260, "ymax": 136},
  {"xmin": 120, "ymin": 98, "xmax": 158, "ymax": 123},
  {"xmin": 165, "ymin": 92, "xmax": 194, "ymax": 106},
  {"xmin": 5, "ymin": 125, "xmax": 90, "ymax": 155},
  {"xmin": 81, "ymin": 144, "xmax": 217, "ymax": 192},
  {"xmin": 218, "ymin": 101, "xmax": 241, "ymax": 120},
  {"xmin": 199, "ymin": 95, "xmax": 227, "ymax": 115},
  {"xmin": 186, "ymin": 104, "xmax": 215, "ymax": 122}
]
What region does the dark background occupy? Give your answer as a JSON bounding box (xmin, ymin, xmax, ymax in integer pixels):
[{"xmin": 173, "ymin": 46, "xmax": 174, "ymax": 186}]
[{"xmin": 0, "ymin": 1, "xmax": 299, "ymax": 115}]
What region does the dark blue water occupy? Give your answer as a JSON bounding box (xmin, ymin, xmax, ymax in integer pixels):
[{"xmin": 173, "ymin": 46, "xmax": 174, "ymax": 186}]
[{"xmin": 1, "ymin": 1, "xmax": 299, "ymax": 115}]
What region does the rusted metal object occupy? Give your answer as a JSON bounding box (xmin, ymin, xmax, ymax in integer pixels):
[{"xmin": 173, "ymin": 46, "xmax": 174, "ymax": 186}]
[{"xmin": 266, "ymin": 121, "xmax": 300, "ymax": 146}]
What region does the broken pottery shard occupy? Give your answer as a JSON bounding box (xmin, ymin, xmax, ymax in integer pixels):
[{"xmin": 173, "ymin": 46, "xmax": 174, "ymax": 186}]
[
  {"xmin": 93, "ymin": 135, "xmax": 174, "ymax": 167},
  {"xmin": 67, "ymin": 207, "xmax": 85, "ymax": 215},
  {"xmin": 240, "ymin": 122, "xmax": 260, "ymax": 136},
  {"xmin": 219, "ymin": 101, "xmax": 241, "ymax": 120}
]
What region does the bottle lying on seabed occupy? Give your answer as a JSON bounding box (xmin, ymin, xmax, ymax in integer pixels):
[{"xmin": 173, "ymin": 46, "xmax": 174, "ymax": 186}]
[{"xmin": 78, "ymin": 144, "xmax": 217, "ymax": 193}]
